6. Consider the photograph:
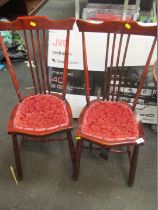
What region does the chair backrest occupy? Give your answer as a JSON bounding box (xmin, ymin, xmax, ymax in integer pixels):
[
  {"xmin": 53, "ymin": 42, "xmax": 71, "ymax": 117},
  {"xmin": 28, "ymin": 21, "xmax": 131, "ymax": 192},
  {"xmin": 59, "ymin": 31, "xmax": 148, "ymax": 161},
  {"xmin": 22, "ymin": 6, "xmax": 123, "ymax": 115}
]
[
  {"xmin": 0, "ymin": 16, "xmax": 75, "ymax": 102},
  {"xmin": 76, "ymin": 19, "xmax": 157, "ymax": 110}
]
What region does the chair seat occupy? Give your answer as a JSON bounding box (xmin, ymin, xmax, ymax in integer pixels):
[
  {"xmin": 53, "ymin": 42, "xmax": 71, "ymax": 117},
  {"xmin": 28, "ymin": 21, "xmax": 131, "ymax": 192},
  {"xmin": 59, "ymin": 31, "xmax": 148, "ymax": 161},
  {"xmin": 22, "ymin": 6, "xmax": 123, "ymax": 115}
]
[
  {"xmin": 12, "ymin": 94, "xmax": 69, "ymax": 132},
  {"xmin": 81, "ymin": 101, "xmax": 139, "ymax": 141}
]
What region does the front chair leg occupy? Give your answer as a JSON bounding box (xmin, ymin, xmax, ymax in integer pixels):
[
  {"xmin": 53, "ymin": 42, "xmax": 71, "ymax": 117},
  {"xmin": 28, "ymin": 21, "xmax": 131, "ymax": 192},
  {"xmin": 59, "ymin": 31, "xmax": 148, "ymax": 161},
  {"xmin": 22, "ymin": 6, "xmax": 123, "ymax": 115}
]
[
  {"xmin": 12, "ymin": 135, "xmax": 23, "ymax": 180},
  {"xmin": 67, "ymin": 131, "xmax": 76, "ymax": 170},
  {"xmin": 73, "ymin": 139, "xmax": 82, "ymax": 181},
  {"xmin": 128, "ymin": 145, "xmax": 139, "ymax": 187}
]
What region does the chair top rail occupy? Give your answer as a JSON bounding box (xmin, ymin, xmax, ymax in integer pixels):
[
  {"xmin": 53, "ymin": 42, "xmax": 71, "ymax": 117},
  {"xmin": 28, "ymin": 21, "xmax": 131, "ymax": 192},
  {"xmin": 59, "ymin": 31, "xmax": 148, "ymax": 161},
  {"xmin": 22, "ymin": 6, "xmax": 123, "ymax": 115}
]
[
  {"xmin": 76, "ymin": 19, "xmax": 157, "ymax": 36},
  {"xmin": 0, "ymin": 16, "xmax": 75, "ymax": 31}
]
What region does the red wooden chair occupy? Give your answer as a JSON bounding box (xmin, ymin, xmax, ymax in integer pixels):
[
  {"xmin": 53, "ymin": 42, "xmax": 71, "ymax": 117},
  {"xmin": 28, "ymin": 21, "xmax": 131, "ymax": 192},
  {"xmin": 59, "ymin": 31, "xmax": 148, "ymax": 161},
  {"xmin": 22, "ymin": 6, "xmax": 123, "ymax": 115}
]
[
  {"xmin": 0, "ymin": 16, "xmax": 76, "ymax": 180},
  {"xmin": 74, "ymin": 19, "xmax": 157, "ymax": 186}
]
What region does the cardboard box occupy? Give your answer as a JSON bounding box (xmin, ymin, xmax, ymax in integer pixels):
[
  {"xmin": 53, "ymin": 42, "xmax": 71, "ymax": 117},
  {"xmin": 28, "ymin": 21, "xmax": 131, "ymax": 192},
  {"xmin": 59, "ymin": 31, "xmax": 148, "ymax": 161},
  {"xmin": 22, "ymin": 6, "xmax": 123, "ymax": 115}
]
[{"xmin": 48, "ymin": 26, "xmax": 157, "ymax": 123}]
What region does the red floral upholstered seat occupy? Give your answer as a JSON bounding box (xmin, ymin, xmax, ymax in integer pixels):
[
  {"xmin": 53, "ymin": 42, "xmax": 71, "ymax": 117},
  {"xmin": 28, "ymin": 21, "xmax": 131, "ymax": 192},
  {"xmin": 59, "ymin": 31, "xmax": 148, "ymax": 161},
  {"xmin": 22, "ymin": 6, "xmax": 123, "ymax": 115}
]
[
  {"xmin": 81, "ymin": 101, "xmax": 139, "ymax": 141},
  {"xmin": 13, "ymin": 94, "xmax": 69, "ymax": 132}
]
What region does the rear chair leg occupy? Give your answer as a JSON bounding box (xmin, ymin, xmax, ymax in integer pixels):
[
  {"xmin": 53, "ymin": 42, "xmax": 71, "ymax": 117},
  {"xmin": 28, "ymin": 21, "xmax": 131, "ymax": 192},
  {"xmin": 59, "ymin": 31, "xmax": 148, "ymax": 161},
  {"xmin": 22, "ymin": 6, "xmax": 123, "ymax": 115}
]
[
  {"xmin": 12, "ymin": 135, "xmax": 23, "ymax": 180},
  {"xmin": 128, "ymin": 145, "xmax": 139, "ymax": 187},
  {"xmin": 89, "ymin": 142, "xmax": 93, "ymax": 152},
  {"xmin": 127, "ymin": 146, "xmax": 132, "ymax": 162},
  {"xmin": 73, "ymin": 140, "xmax": 82, "ymax": 181},
  {"xmin": 67, "ymin": 131, "xmax": 76, "ymax": 170}
]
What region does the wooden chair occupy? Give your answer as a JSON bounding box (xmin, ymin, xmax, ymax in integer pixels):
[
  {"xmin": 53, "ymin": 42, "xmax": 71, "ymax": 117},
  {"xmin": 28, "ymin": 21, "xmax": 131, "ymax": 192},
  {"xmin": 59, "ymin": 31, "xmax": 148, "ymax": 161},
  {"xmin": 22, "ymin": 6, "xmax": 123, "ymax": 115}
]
[
  {"xmin": 0, "ymin": 16, "xmax": 76, "ymax": 180},
  {"xmin": 74, "ymin": 19, "xmax": 157, "ymax": 186}
]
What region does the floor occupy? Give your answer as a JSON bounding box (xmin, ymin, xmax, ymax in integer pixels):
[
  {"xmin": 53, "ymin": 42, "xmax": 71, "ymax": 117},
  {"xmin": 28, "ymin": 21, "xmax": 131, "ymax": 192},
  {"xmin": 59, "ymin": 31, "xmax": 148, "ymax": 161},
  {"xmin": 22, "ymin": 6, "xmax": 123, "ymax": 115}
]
[{"xmin": 0, "ymin": 0, "xmax": 157, "ymax": 209}]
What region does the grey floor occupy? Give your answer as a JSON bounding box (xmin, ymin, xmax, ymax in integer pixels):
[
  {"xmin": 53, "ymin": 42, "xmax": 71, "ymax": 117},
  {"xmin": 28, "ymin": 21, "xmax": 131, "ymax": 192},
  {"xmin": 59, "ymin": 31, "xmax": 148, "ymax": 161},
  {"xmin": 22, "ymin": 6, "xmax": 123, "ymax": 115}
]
[{"xmin": 0, "ymin": 0, "xmax": 157, "ymax": 209}]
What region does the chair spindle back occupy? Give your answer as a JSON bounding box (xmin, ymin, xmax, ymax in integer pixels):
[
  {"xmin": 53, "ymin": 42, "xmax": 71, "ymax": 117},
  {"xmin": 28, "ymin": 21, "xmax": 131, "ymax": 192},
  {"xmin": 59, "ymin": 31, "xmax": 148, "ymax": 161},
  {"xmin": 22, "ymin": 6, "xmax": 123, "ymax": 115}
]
[
  {"xmin": 0, "ymin": 16, "xmax": 75, "ymax": 101},
  {"xmin": 76, "ymin": 20, "xmax": 157, "ymax": 110}
]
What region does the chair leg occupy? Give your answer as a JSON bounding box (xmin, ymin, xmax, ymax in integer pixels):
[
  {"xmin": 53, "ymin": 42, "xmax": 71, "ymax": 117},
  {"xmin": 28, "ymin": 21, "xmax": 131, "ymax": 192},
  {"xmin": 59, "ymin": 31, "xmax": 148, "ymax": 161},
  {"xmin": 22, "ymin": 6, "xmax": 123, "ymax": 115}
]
[
  {"xmin": 89, "ymin": 142, "xmax": 93, "ymax": 152},
  {"xmin": 73, "ymin": 140, "xmax": 82, "ymax": 181},
  {"xmin": 12, "ymin": 135, "xmax": 23, "ymax": 180},
  {"xmin": 127, "ymin": 146, "xmax": 132, "ymax": 162},
  {"xmin": 128, "ymin": 145, "xmax": 139, "ymax": 187},
  {"xmin": 67, "ymin": 131, "xmax": 76, "ymax": 170}
]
